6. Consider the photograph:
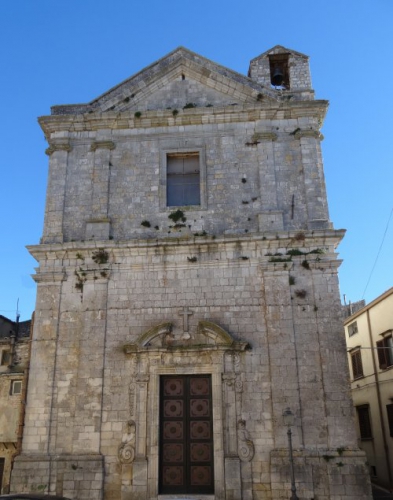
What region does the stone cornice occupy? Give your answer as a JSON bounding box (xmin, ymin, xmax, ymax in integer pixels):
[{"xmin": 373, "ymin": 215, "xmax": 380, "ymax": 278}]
[
  {"xmin": 38, "ymin": 101, "xmax": 329, "ymax": 136},
  {"xmin": 45, "ymin": 143, "xmax": 72, "ymax": 156},
  {"xmin": 26, "ymin": 229, "xmax": 346, "ymax": 259},
  {"xmin": 90, "ymin": 141, "xmax": 115, "ymax": 151},
  {"xmin": 33, "ymin": 271, "xmax": 67, "ymax": 283}
]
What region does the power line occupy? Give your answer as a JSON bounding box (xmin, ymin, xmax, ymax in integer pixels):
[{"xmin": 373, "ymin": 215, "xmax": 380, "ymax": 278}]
[{"xmin": 362, "ymin": 207, "xmax": 393, "ymax": 300}]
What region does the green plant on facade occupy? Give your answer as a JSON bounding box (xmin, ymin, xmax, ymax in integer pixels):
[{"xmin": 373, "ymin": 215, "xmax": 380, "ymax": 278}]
[
  {"xmin": 295, "ymin": 289, "xmax": 307, "ymax": 299},
  {"xmin": 92, "ymin": 249, "xmax": 109, "ymax": 264},
  {"xmin": 269, "ymin": 257, "xmax": 291, "ymax": 263},
  {"xmin": 74, "ymin": 269, "xmax": 86, "ymax": 292},
  {"xmin": 286, "ymin": 248, "xmax": 305, "ymax": 256},
  {"xmin": 168, "ymin": 210, "xmax": 186, "ymax": 223}
]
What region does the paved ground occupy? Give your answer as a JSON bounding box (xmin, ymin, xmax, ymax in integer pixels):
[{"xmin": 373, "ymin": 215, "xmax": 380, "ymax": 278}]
[{"xmin": 373, "ymin": 485, "xmax": 393, "ymax": 500}]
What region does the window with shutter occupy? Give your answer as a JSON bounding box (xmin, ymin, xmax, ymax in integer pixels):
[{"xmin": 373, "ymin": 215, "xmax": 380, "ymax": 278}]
[
  {"xmin": 387, "ymin": 404, "xmax": 393, "ymax": 437},
  {"xmin": 351, "ymin": 349, "xmax": 364, "ymax": 379},
  {"xmin": 356, "ymin": 405, "xmax": 372, "ymax": 440},
  {"xmin": 167, "ymin": 153, "xmax": 200, "ymax": 207},
  {"xmin": 376, "ymin": 336, "xmax": 393, "ymax": 370}
]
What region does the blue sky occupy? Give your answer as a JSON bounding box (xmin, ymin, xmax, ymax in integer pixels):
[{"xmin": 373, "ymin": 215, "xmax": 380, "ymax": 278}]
[{"xmin": 1, "ymin": 0, "xmax": 392, "ymax": 320}]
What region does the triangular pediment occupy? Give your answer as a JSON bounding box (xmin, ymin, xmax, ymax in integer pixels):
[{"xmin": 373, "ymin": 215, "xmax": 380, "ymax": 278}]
[
  {"xmin": 250, "ymin": 45, "xmax": 309, "ymax": 63},
  {"xmin": 51, "ymin": 47, "xmax": 278, "ymax": 115}
]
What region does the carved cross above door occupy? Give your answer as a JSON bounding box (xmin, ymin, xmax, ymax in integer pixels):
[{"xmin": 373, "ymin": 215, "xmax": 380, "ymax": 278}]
[{"xmin": 178, "ymin": 307, "xmax": 193, "ymax": 338}]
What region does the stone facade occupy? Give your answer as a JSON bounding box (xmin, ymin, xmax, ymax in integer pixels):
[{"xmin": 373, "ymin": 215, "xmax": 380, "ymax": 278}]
[
  {"xmin": 0, "ymin": 315, "xmax": 31, "ymax": 493},
  {"xmin": 11, "ymin": 46, "xmax": 372, "ymax": 500}
]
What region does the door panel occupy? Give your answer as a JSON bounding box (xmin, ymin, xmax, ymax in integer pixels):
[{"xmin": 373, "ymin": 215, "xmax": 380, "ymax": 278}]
[{"xmin": 159, "ymin": 375, "xmax": 214, "ymax": 494}]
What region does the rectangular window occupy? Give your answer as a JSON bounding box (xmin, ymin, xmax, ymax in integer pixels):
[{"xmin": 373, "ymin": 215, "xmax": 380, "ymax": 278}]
[
  {"xmin": 10, "ymin": 380, "xmax": 22, "ymax": 395},
  {"xmin": 1, "ymin": 350, "xmax": 10, "ymax": 365},
  {"xmin": 167, "ymin": 153, "xmax": 200, "ymax": 207},
  {"xmin": 351, "ymin": 349, "xmax": 364, "ymax": 379},
  {"xmin": 348, "ymin": 321, "xmax": 358, "ymax": 337},
  {"xmin": 387, "ymin": 404, "xmax": 393, "ymax": 437},
  {"xmin": 356, "ymin": 405, "xmax": 372, "ymax": 440},
  {"xmin": 376, "ymin": 336, "xmax": 393, "ymax": 369}
]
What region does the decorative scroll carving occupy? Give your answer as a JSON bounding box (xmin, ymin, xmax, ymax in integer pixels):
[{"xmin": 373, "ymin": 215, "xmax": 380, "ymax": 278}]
[
  {"xmin": 118, "ymin": 420, "xmax": 136, "ymax": 464},
  {"xmin": 237, "ymin": 420, "xmax": 254, "ymax": 462},
  {"xmin": 235, "ymin": 380, "xmax": 243, "ymax": 393}
]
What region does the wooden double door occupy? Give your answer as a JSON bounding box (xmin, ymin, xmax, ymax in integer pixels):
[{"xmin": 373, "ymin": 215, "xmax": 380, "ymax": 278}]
[{"xmin": 159, "ymin": 375, "xmax": 214, "ymax": 494}]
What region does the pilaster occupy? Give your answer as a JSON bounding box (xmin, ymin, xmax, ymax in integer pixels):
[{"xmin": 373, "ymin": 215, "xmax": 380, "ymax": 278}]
[
  {"xmin": 255, "ymin": 132, "xmax": 284, "ymax": 231},
  {"xmin": 295, "ymin": 130, "xmax": 331, "ymax": 229},
  {"xmin": 86, "ymin": 141, "xmax": 115, "ymax": 240},
  {"xmin": 42, "ymin": 142, "xmax": 72, "ymax": 243}
]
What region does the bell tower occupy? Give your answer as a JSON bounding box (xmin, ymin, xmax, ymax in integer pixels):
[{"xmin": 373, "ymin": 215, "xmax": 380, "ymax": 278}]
[{"xmin": 248, "ymin": 45, "xmax": 313, "ymax": 99}]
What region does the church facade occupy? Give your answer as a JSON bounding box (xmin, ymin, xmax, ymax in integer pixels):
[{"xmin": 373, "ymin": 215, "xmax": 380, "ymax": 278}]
[{"xmin": 11, "ymin": 46, "xmax": 371, "ymax": 500}]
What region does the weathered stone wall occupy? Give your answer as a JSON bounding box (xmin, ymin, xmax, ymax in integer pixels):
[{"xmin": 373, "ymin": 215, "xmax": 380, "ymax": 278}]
[
  {"xmin": 0, "ymin": 335, "xmax": 30, "ymax": 493},
  {"xmin": 42, "ymin": 110, "xmax": 330, "ymax": 245},
  {"xmin": 14, "ymin": 231, "xmax": 370, "ymax": 500}
]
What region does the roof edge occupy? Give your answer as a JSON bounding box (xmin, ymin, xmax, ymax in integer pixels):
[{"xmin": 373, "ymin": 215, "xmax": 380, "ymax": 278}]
[{"xmin": 344, "ymin": 287, "xmax": 393, "ymax": 324}]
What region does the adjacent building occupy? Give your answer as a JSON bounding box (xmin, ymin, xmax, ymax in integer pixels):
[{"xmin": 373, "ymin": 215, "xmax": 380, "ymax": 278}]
[
  {"xmin": 345, "ymin": 287, "xmax": 393, "ymax": 491},
  {"xmin": 0, "ymin": 315, "xmax": 31, "ymax": 493},
  {"xmin": 10, "ymin": 46, "xmax": 372, "ymax": 500}
]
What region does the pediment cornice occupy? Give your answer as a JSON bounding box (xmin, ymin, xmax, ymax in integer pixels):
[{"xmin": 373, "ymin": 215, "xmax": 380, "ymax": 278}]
[{"xmin": 123, "ymin": 320, "xmax": 250, "ymax": 353}]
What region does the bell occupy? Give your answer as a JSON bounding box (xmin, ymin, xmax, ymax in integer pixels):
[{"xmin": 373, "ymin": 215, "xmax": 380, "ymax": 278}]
[{"xmin": 271, "ymin": 66, "xmax": 284, "ymax": 86}]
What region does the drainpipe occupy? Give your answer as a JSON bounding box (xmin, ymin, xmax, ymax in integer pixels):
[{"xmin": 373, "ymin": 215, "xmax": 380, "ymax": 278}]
[{"xmin": 366, "ymin": 309, "xmax": 393, "ymax": 491}]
